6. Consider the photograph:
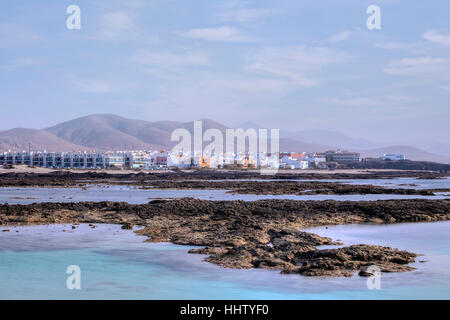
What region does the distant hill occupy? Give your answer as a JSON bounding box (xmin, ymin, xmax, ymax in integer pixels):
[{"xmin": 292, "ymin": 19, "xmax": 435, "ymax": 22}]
[
  {"xmin": 46, "ymin": 114, "xmax": 165, "ymax": 151},
  {"xmin": 238, "ymin": 121, "xmax": 450, "ymax": 163},
  {"xmin": 239, "ymin": 122, "xmax": 381, "ymax": 149},
  {"xmin": 278, "ymin": 138, "xmax": 332, "ymax": 153},
  {"xmin": 0, "ymin": 114, "xmax": 448, "ymax": 164},
  {"xmin": 45, "ymin": 114, "xmax": 327, "ymax": 153},
  {"xmin": 411, "ymin": 141, "xmax": 450, "ymax": 158},
  {"xmin": 0, "ymin": 128, "xmax": 87, "ymax": 152},
  {"xmin": 360, "ymin": 145, "xmax": 450, "ymax": 164},
  {"xmin": 282, "ymin": 129, "xmax": 380, "ymax": 150},
  {"xmin": 46, "ymin": 114, "xmax": 230, "ymax": 151}
]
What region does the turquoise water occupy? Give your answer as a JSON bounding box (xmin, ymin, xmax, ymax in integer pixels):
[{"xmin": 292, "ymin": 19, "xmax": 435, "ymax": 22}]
[
  {"xmin": 0, "ymin": 185, "xmax": 448, "ymax": 204},
  {"xmin": 1, "ymin": 222, "xmax": 449, "ymax": 299}
]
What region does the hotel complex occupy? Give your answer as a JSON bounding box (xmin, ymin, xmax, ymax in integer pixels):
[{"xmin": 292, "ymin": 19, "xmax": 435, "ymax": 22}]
[{"xmin": 0, "ymin": 149, "xmax": 405, "ymax": 170}]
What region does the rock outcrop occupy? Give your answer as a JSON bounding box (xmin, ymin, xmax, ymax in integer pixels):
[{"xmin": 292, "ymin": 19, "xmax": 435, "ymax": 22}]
[{"xmin": 1, "ymin": 198, "xmax": 448, "ymax": 277}]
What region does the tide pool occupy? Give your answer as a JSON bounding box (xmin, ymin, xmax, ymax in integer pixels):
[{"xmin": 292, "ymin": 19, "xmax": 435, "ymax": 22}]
[{"xmin": 0, "ymin": 222, "xmax": 449, "ymax": 299}]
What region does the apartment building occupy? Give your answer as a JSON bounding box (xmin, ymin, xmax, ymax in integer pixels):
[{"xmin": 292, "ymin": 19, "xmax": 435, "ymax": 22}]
[
  {"xmin": 0, "ymin": 151, "xmax": 124, "ymax": 169},
  {"xmin": 325, "ymin": 150, "xmax": 361, "ymax": 162}
]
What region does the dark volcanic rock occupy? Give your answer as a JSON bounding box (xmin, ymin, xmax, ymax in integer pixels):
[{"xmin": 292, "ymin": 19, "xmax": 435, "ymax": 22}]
[
  {"xmin": 121, "ymin": 223, "xmax": 133, "ymax": 230},
  {"xmin": 140, "ymin": 180, "xmax": 439, "ymax": 196},
  {"xmin": 0, "ymin": 198, "xmax": 448, "ymax": 277},
  {"xmin": 0, "ymin": 170, "xmax": 448, "ymax": 187},
  {"xmin": 287, "ymin": 245, "xmax": 417, "ymax": 277}
]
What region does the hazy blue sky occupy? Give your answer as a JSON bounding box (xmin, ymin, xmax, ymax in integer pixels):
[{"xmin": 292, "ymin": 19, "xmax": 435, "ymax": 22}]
[{"xmin": 0, "ymin": 0, "xmax": 449, "ymax": 143}]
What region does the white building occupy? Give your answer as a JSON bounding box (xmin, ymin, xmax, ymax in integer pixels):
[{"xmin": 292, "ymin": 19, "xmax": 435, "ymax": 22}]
[
  {"xmin": 280, "ymin": 156, "xmax": 309, "ymax": 169},
  {"xmin": 381, "ymin": 153, "xmax": 406, "ymax": 161},
  {"xmin": 257, "ymin": 153, "xmax": 279, "ymax": 169},
  {"xmin": 0, "ymin": 151, "xmax": 129, "ymax": 169},
  {"xmin": 325, "ymin": 150, "xmax": 361, "ymax": 162},
  {"xmin": 167, "ymin": 152, "xmax": 191, "ymax": 168},
  {"xmin": 124, "ymin": 151, "xmax": 151, "ymax": 169},
  {"xmin": 304, "ymin": 154, "xmax": 327, "ymax": 168}
]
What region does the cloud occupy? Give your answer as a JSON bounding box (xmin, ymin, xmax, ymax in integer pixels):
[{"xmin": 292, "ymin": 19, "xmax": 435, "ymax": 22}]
[
  {"xmin": 210, "ymin": 76, "xmax": 288, "ymax": 94},
  {"xmin": 132, "ymin": 50, "xmax": 210, "ymax": 77},
  {"xmin": 320, "ymin": 97, "xmax": 392, "ymax": 108},
  {"xmin": 177, "ymin": 26, "xmax": 258, "ymax": 42},
  {"xmin": 329, "ymin": 30, "xmax": 351, "ymax": 43},
  {"xmin": 0, "ymin": 23, "xmax": 41, "ymax": 48},
  {"xmin": 384, "ymin": 56, "xmax": 450, "ymax": 76},
  {"xmin": 383, "ymin": 94, "xmax": 417, "ymax": 102},
  {"xmin": 3, "ymin": 58, "xmax": 43, "ymax": 68},
  {"xmin": 132, "ymin": 50, "xmax": 209, "ymax": 67},
  {"xmin": 216, "ymin": 2, "xmax": 277, "ymax": 23},
  {"xmin": 375, "ymin": 42, "xmax": 419, "ymax": 50},
  {"xmin": 72, "ymin": 79, "xmax": 116, "ymax": 93},
  {"xmin": 141, "ymin": 73, "xmax": 291, "ymax": 122},
  {"xmin": 244, "ymin": 46, "xmax": 350, "ymax": 86},
  {"xmin": 439, "ymin": 85, "xmax": 450, "ymax": 92},
  {"xmin": 423, "ymin": 30, "xmax": 450, "ymax": 47},
  {"xmin": 319, "ymin": 94, "xmax": 416, "ymax": 113},
  {"xmin": 96, "ymin": 12, "xmax": 137, "ymax": 40},
  {"xmin": 112, "ymin": 0, "xmax": 158, "ymax": 8}
]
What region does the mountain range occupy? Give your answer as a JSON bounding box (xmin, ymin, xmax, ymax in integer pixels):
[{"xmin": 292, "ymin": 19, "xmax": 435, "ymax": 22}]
[{"xmin": 0, "ymin": 114, "xmax": 449, "ymax": 164}]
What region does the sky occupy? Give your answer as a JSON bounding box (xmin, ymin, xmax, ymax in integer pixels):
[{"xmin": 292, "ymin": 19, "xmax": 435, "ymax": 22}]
[{"xmin": 0, "ymin": 0, "xmax": 449, "ymax": 144}]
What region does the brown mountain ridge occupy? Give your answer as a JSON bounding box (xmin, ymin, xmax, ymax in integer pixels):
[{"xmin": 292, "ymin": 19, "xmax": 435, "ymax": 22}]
[{"xmin": 0, "ymin": 114, "xmax": 448, "ymax": 163}]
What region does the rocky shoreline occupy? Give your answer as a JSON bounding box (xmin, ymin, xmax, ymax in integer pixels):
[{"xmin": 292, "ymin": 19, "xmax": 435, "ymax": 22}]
[
  {"xmin": 0, "ymin": 171, "xmax": 448, "ymax": 195},
  {"xmin": 0, "ymin": 170, "xmax": 448, "ymax": 187},
  {"xmin": 139, "ymin": 180, "xmax": 443, "ymax": 195},
  {"xmin": 1, "ymin": 198, "xmax": 448, "ymax": 277}
]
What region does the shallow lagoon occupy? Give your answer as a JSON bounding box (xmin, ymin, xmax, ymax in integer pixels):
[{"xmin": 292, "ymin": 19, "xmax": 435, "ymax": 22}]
[
  {"xmin": 1, "ymin": 222, "xmax": 449, "ymax": 299},
  {"xmin": 0, "ymin": 185, "xmax": 448, "ymax": 205},
  {"xmin": 210, "ymin": 177, "xmax": 450, "ymax": 189}
]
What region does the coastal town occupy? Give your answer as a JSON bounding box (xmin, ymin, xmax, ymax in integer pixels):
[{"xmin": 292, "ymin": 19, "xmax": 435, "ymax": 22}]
[
  {"xmin": 0, "ymin": 149, "xmax": 406, "ymax": 170},
  {"xmin": 1, "ymin": 0, "xmax": 450, "ymax": 307}
]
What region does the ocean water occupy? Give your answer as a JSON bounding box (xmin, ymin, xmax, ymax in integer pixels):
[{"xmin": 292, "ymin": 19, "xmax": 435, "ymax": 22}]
[
  {"xmin": 0, "ymin": 185, "xmax": 448, "ymax": 205},
  {"xmin": 0, "ymin": 222, "xmax": 449, "ymax": 300}
]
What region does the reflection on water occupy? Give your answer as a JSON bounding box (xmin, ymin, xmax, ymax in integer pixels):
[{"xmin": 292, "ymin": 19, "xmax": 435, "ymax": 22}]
[{"xmin": 0, "ymin": 222, "xmax": 449, "ymax": 299}]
